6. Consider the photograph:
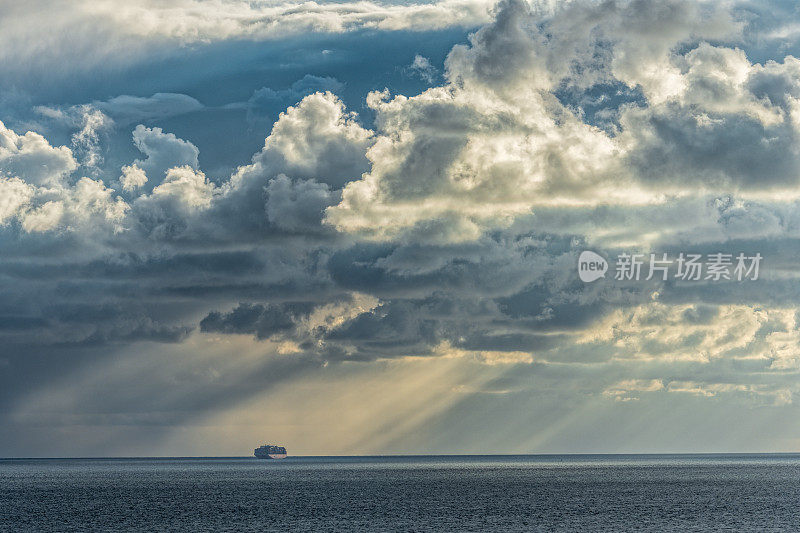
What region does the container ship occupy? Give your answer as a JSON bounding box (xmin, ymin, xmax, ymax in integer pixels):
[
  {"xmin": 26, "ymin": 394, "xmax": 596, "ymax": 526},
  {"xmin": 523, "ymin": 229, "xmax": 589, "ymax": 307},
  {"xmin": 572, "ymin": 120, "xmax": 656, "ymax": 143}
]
[{"xmin": 254, "ymin": 444, "xmax": 287, "ymax": 459}]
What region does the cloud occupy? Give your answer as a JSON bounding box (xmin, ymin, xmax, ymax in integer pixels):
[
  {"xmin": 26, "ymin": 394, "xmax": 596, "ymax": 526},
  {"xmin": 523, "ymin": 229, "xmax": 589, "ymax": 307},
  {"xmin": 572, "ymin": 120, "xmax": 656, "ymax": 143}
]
[
  {"xmin": 94, "ymin": 93, "xmax": 203, "ymax": 125},
  {"xmin": 603, "ymin": 379, "xmax": 665, "ymax": 401},
  {"xmin": 0, "ymin": 0, "xmax": 494, "ymax": 75},
  {"xmin": 0, "ymin": 120, "xmax": 77, "ymax": 186},
  {"xmin": 199, "ymin": 293, "xmax": 381, "ymax": 361},
  {"xmin": 200, "ymin": 302, "xmax": 301, "ymax": 340},
  {"xmin": 241, "ymin": 75, "xmax": 345, "ymax": 123},
  {"xmin": 320, "ymin": 0, "xmax": 798, "ymax": 238},
  {"xmin": 666, "ymin": 381, "xmax": 793, "ymax": 405},
  {"xmin": 120, "ymin": 164, "xmax": 147, "ymax": 192},
  {"xmin": 0, "ymin": 177, "xmax": 34, "ymax": 224},
  {"xmin": 131, "ymin": 125, "xmax": 200, "ymax": 185},
  {"xmin": 0, "ymin": 120, "xmax": 129, "ymax": 232},
  {"xmin": 87, "ymin": 0, "xmax": 493, "ymax": 41},
  {"xmin": 19, "ymin": 177, "xmax": 129, "ymax": 233},
  {"xmin": 232, "ymin": 91, "xmax": 373, "ymax": 190},
  {"xmin": 619, "ymin": 46, "xmax": 800, "ymax": 191},
  {"xmin": 406, "ymin": 55, "xmax": 439, "ymax": 83},
  {"xmin": 133, "ymin": 166, "xmax": 217, "ymax": 237},
  {"xmin": 266, "ymin": 174, "xmax": 339, "ymax": 234},
  {"xmin": 70, "ymin": 107, "xmax": 114, "ymax": 169},
  {"xmin": 604, "ymin": 378, "xmax": 793, "ymax": 406},
  {"xmin": 148, "ymin": 166, "xmax": 216, "ymax": 209},
  {"xmin": 6, "ymin": 0, "xmax": 800, "ymax": 455}
]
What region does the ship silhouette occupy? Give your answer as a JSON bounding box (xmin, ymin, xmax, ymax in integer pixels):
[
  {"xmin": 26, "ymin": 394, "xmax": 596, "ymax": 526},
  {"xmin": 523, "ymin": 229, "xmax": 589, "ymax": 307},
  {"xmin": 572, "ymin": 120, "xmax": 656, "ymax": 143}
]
[{"xmin": 254, "ymin": 444, "xmax": 287, "ymax": 459}]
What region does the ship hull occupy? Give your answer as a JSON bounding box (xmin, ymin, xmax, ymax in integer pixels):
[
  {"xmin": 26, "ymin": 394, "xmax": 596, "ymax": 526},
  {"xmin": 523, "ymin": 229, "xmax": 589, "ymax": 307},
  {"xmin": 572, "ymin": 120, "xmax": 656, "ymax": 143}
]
[{"xmin": 256, "ymin": 453, "xmax": 287, "ymax": 460}]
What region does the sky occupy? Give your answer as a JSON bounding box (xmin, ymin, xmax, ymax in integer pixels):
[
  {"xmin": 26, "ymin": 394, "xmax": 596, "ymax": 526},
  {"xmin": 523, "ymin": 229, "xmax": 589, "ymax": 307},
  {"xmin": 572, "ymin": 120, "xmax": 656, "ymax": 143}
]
[{"xmin": 3, "ymin": 0, "xmax": 800, "ymax": 457}]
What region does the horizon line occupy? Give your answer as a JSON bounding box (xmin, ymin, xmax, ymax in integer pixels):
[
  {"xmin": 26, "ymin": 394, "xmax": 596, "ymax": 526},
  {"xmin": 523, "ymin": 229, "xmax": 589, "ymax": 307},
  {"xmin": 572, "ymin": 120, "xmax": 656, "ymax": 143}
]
[{"xmin": 4, "ymin": 451, "xmax": 800, "ymax": 460}]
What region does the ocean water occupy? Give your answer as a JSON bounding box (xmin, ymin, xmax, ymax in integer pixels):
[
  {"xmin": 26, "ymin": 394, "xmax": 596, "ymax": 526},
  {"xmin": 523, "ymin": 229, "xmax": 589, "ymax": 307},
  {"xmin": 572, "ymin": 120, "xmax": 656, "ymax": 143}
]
[{"xmin": 2, "ymin": 454, "xmax": 800, "ymax": 532}]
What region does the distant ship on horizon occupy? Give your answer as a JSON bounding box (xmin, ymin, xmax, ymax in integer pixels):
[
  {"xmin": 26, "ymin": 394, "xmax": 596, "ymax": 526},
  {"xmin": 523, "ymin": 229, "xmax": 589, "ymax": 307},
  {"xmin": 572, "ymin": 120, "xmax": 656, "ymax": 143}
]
[{"xmin": 254, "ymin": 444, "xmax": 287, "ymax": 459}]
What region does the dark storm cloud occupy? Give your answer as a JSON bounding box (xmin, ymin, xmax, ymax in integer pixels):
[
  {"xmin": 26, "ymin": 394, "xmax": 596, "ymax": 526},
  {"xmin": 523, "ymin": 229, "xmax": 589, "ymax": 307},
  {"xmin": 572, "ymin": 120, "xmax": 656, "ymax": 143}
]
[
  {"xmin": 200, "ymin": 302, "xmax": 309, "ymax": 339},
  {"xmin": 625, "ymin": 103, "xmax": 800, "ymax": 189}
]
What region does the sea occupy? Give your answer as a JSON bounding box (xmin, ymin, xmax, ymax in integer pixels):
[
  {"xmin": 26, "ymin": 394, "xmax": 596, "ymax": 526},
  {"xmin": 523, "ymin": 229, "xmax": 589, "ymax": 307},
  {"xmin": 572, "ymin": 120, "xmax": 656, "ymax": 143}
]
[{"xmin": 2, "ymin": 454, "xmax": 799, "ymax": 532}]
